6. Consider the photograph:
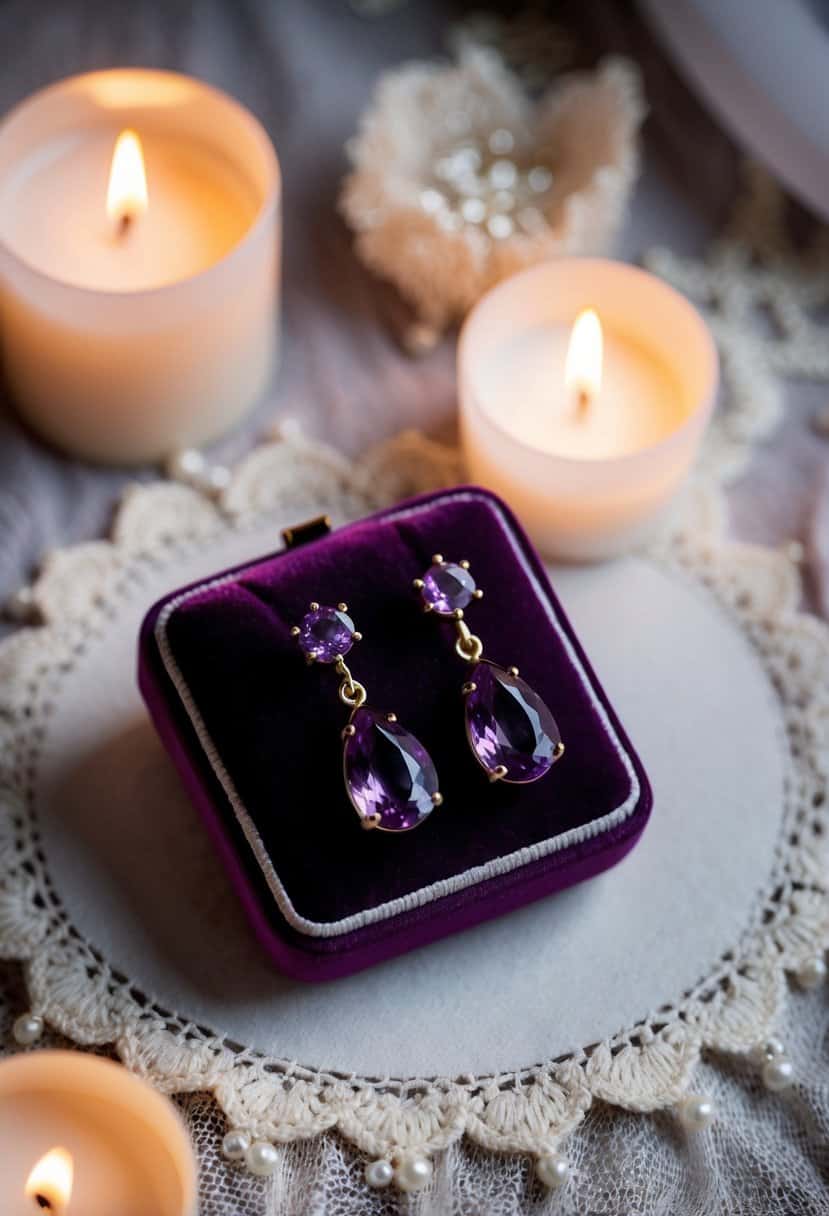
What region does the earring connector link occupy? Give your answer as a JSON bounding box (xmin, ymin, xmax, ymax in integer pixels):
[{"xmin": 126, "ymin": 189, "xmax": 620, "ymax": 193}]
[
  {"xmin": 454, "ymin": 617, "xmax": 483, "ymax": 663},
  {"xmin": 335, "ymin": 655, "xmax": 367, "ymax": 707}
]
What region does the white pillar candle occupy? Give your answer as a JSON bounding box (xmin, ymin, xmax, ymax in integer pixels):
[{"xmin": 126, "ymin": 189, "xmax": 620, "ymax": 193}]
[
  {"xmin": 0, "ymin": 1051, "xmax": 197, "ymax": 1216},
  {"xmin": 459, "ymin": 259, "xmax": 718, "ymax": 561},
  {"xmin": 0, "ymin": 69, "xmax": 280, "ymax": 465}
]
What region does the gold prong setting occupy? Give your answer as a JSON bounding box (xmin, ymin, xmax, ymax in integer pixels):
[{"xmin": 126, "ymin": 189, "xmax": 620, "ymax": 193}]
[
  {"xmin": 416, "ymin": 556, "xmax": 483, "ymax": 631},
  {"xmin": 293, "ymin": 602, "xmax": 358, "ymax": 665}
]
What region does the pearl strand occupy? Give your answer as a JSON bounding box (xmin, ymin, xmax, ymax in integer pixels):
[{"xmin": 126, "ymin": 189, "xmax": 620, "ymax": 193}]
[
  {"xmin": 752, "ymin": 1036, "xmax": 795, "ymax": 1091},
  {"xmin": 363, "ymin": 1152, "xmax": 433, "ymax": 1192}
]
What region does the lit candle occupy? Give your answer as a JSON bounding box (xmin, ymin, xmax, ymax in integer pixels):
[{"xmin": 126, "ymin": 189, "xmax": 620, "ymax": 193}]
[
  {"xmin": 459, "ymin": 258, "xmax": 718, "ymax": 561},
  {"xmin": 25, "ymin": 1147, "xmax": 73, "ymax": 1215},
  {"xmin": 0, "ymin": 1051, "xmax": 196, "ymax": 1216},
  {"xmin": 0, "ymin": 69, "xmax": 281, "ymax": 464},
  {"xmin": 106, "ymin": 130, "xmax": 149, "ymax": 239}
]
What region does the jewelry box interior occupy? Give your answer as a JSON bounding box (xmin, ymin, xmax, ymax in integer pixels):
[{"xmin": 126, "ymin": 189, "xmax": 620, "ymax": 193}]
[{"xmin": 139, "ymin": 486, "xmax": 652, "ymax": 979}]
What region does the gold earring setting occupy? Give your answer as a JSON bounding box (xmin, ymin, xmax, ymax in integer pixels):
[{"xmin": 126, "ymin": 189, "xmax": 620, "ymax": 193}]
[
  {"xmin": 414, "ymin": 559, "xmax": 564, "ymax": 784},
  {"xmin": 293, "ymin": 602, "xmax": 442, "ymax": 830}
]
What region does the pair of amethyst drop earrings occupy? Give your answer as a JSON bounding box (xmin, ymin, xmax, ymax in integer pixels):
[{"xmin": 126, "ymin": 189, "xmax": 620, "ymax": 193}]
[{"xmin": 292, "ymin": 559, "xmax": 564, "ymax": 833}]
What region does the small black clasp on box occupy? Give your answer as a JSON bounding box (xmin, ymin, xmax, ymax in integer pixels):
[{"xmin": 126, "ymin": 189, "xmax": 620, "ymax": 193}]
[{"xmin": 281, "ymin": 514, "xmax": 332, "ymax": 551}]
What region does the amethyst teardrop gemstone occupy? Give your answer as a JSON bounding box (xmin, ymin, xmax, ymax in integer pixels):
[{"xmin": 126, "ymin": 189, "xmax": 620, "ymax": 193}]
[
  {"xmin": 344, "ymin": 708, "xmax": 440, "ymax": 831},
  {"xmin": 465, "ymin": 662, "xmax": 562, "ymax": 783}
]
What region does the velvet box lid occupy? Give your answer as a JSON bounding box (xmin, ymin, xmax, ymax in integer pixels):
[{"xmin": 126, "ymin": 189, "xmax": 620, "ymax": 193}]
[{"xmin": 138, "ymin": 487, "xmax": 652, "ymax": 980}]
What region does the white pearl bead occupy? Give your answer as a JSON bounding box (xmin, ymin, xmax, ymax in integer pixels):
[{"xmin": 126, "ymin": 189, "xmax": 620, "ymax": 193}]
[
  {"xmin": 678, "ymin": 1093, "xmax": 716, "ymax": 1132},
  {"xmin": 751, "ymin": 1035, "xmax": 786, "ymax": 1064},
  {"xmin": 166, "ymin": 448, "xmax": 206, "ymax": 482},
  {"xmin": 204, "ymin": 465, "xmax": 231, "ymax": 494},
  {"xmin": 222, "ymin": 1129, "xmax": 251, "ymax": 1161},
  {"xmin": 796, "ymin": 956, "xmax": 827, "ymax": 990},
  {"xmin": 364, "ymin": 1159, "xmax": 394, "ymax": 1188},
  {"xmin": 12, "ymin": 1013, "xmax": 44, "ymax": 1045},
  {"xmin": 762, "ymin": 1055, "xmax": 795, "ymax": 1092},
  {"xmin": 394, "ymin": 1155, "xmax": 433, "ymax": 1193},
  {"xmin": 536, "ymin": 1152, "xmax": 570, "ymax": 1189},
  {"xmin": 246, "ymin": 1140, "xmax": 279, "ymax": 1176}
]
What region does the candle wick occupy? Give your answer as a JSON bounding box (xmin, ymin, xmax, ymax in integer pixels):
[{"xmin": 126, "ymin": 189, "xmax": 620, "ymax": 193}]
[
  {"xmin": 34, "ymin": 1195, "xmax": 53, "ymax": 1211},
  {"xmin": 576, "ymin": 387, "xmax": 591, "ymax": 418},
  {"xmin": 116, "ymin": 211, "xmax": 133, "ymax": 239}
]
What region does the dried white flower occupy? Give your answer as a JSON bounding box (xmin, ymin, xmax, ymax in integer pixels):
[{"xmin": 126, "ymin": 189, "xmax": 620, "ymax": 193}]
[{"xmin": 341, "ymin": 49, "xmax": 645, "ymax": 339}]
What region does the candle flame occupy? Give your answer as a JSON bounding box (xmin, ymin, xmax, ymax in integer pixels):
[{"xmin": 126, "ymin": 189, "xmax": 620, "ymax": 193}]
[
  {"xmin": 25, "ymin": 1147, "xmax": 74, "ymax": 1213},
  {"xmin": 564, "ymin": 308, "xmax": 603, "ymax": 412},
  {"xmin": 106, "ymin": 129, "xmax": 148, "ymax": 231}
]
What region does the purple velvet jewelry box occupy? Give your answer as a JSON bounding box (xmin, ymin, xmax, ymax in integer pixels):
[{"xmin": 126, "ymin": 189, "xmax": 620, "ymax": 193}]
[{"xmin": 138, "ymin": 487, "xmax": 652, "ymax": 981}]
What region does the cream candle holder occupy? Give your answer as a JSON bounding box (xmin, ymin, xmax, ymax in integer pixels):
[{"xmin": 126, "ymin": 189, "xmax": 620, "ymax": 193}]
[
  {"xmin": 0, "ymin": 1051, "xmax": 197, "ymax": 1215},
  {"xmin": 459, "ymin": 258, "xmax": 718, "ymax": 561},
  {"xmin": 0, "ymin": 69, "xmax": 281, "ymax": 465}
]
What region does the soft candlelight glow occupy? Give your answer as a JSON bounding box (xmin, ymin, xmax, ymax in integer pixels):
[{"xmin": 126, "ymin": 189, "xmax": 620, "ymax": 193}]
[
  {"xmin": 25, "ymin": 1147, "xmax": 74, "ymax": 1213},
  {"xmin": 564, "ymin": 308, "xmax": 603, "ymax": 412},
  {"xmin": 0, "ymin": 68, "xmax": 280, "ymax": 463},
  {"xmin": 459, "ymin": 259, "xmax": 718, "ymax": 559},
  {"xmin": 106, "ymin": 129, "xmax": 148, "ymax": 232}
]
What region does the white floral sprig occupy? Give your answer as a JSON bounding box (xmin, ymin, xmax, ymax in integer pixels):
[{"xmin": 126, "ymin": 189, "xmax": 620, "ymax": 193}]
[{"xmin": 341, "ymin": 48, "xmax": 645, "ymax": 348}]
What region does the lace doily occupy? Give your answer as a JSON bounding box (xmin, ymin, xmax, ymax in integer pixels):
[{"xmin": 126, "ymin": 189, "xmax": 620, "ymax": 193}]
[
  {"xmin": 1, "ymin": 410, "xmax": 828, "ymax": 1199},
  {"xmin": 646, "ymin": 164, "xmax": 829, "ymax": 485}
]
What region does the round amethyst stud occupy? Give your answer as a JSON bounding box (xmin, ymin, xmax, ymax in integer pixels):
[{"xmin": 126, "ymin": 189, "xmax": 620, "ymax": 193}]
[
  {"xmin": 419, "ymin": 560, "xmax": 476, "ymax": 616},
  {"xmin": 344, "ymin": 708, "xmax": 441, "ymax": 831},
  {"xmin": 464, "ymin": 661, "xmax": 563, "ymax": 783},
  {"xmin": 296, "ymin": 604, "xmax": 356, "ymax": 663}
]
